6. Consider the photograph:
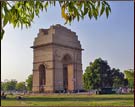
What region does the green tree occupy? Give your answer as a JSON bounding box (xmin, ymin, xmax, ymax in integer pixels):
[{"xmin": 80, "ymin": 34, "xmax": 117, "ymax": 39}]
[
  {"xmin": 1, "ymin": 1, "xmax": 111, "ymax": 39},
  {"xmin": 124, "ymin": 69, "xmax": 134, "ymax": 91},
  {"xmin": 83, "ymin": 65, "xmax": 100, "ymax": 90},
  {"xmin": 83, "ymin": 58, "xmax": 125, "ymax": 90},
  {"xmin": 83, "ymin": 58, "xmax": 111, "ymax": 90},
  {"xmin": 26, "ymin": 74, "xmax": 33, "ymax": 91},
  {"xmin": 16, "ymin": 82, "xmax": 26, "ymax": 91},
  {"xmin": 123, "ymin": 78, "xmax": 128, "ymax": 87},
  {"xmin": 2, "ymin": 80, "xmax": 17, "ymax": 91},
  {"xmin": 111, "ymin": 68, "xmax": 125, "ymax": 88}
]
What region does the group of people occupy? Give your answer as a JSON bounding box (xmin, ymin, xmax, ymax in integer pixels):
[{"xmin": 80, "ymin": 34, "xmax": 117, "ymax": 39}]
[
  {"xmin": 1, "ymin": 91, "xmax": 24, "ymax": 100},
  {"xmin": 117, "ymin": 87, "xmax": 128, "ymax": 94}
]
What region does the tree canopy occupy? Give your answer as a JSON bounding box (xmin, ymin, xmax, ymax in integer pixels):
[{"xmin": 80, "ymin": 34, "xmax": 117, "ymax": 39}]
[
  {"xmin": 83, "ymin": 58, "xmax": 125, "ymax": 90},
  {"xmin": 26, "ymin": 74, "xmax": 33, "ymax": 91},
  {"xmin": 124, "ymin": 69, "xmax": 134, "ymax": 89},
  {"xmin": 1, "ymin": 80, "xmax": 17, "ymax": 91},
  {"xmin": 16, "ymin": 82, "xmax": 26, "ymax": 91},
  {"xmin": 1, "ymin": 74, "xmax": 33, "ymax": 92},
  {"xmin": 111, "ymin": 68, "xmax": 125, "ymax": 88},
  {"xmin": 1, "ymin": 0, "xmax": 111, "ymax": 39}
]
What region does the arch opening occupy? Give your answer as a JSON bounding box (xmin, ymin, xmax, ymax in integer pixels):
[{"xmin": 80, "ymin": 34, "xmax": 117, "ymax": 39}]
[
  {"xmin": 39, "ymin": 64, "xmax": 46, "ymax": 92},
  {"xmin": 62, "ymin": 54, "xmax": 74, "ymax": 92}
]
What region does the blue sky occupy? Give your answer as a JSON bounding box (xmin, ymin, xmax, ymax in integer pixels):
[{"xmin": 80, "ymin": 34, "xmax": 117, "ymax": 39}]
[{"xmin": 1, "ymin": 1, "xmax": 134, "ymax": 82}]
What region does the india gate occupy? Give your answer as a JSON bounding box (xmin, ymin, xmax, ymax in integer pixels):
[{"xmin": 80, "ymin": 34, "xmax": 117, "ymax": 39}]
[{"xmin": 31, "ymin": 24, "xmax": 83, "ymax": 93}]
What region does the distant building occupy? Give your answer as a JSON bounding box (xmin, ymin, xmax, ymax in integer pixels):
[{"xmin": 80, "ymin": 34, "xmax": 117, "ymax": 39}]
[{"xmin": 31, "ymin": 24, "xmax": 83, "ymax": 93}]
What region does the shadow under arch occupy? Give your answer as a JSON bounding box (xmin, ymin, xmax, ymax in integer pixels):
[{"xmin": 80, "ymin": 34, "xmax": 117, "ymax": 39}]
[{"xmin": 39, "ymin": 64, "xmax": 46, "ymax": 93}]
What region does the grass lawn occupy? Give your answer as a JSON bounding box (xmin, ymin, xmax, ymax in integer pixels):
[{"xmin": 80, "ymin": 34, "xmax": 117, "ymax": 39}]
[{"xmin": 1, "ymin": 94, "xmax": 134, "ymax": 106}]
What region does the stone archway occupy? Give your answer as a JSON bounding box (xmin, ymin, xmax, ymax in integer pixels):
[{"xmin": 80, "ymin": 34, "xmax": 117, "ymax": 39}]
[
  {"xmin": 39, "ymin": 64, "xmax": 46, "ymax": 92},
  {"xmin": 62, "ymin": 54, "xmax": 74, "ymax": 92},
  {"xmin": 32, "ymin": 25, "xmax": 83, "ymax": 93}
]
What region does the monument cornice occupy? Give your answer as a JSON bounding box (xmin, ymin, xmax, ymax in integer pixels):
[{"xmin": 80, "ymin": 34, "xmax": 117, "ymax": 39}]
[{"xmin": 31, "ymin": 43, "xmax": 84, "ymax": 51}]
